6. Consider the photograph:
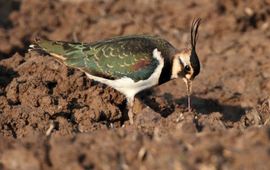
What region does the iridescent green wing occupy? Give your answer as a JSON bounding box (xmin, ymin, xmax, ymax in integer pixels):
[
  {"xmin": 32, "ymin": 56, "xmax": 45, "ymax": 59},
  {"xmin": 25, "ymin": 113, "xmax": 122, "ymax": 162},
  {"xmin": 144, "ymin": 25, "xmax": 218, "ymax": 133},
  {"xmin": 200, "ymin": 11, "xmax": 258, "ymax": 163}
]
[
  {"xmin": 36, "ymin": 36, "xmax": 164, "ymax": 81},
  {"xmin": 86, "ymin": 36, "xmax": 161, "ymax": 81}
]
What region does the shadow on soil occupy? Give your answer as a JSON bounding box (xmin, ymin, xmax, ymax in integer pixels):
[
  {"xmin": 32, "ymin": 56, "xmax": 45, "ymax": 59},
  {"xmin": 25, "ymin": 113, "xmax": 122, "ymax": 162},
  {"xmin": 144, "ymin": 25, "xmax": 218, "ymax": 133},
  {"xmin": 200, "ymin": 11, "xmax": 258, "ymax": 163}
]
[
  {"xmin": 177, "ymin": 96, "xmax": 248, "ymax": 122},
  {"xmin": 139, "ymin": 91, "xmax": 248, "ymax": 123},
  {"xmin": 138, "ymin": 91, "xmax": 175, "ymax": 118},
  {"xmin": 0, "ymin": 65, "xmax": 18, "ymax": 88}
]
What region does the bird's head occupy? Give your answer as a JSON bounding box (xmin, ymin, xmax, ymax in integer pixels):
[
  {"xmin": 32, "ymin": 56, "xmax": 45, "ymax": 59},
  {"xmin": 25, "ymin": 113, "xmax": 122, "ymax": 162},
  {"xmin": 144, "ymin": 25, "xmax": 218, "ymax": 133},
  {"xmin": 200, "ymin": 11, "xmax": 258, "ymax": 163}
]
[
  {"xmin": 171, "ymin": 18, "xmax": 201, "ymax": 82},
  {"xmin": 171, "ymin": 18, "xmax": 201, "ymax": 111},
  {"xmin": 171, "ymin": 47, "xmax": 200, "ymax": 81}
]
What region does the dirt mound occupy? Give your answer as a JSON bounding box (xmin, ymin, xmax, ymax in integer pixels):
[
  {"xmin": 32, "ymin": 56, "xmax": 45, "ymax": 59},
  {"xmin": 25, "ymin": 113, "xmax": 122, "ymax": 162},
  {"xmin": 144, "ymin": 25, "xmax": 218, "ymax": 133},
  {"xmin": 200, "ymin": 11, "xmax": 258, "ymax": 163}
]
[{"xmin": 0, "ymin": 0, "xmax": 270, "ymax": 169}]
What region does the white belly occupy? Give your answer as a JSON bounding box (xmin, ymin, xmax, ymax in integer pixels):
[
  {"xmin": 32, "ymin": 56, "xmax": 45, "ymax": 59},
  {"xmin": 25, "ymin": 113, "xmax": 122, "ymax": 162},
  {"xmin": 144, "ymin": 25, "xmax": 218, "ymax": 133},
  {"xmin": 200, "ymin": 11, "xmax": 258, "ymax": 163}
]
[{"xmin": 85, "ymin": 49, "xmax": 164, "ymax": 99}]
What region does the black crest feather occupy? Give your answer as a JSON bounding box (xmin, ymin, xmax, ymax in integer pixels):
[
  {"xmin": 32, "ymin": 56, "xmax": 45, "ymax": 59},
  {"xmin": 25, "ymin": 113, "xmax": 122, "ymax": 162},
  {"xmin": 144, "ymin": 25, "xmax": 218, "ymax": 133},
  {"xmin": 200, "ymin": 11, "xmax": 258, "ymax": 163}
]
[
  {"xmin": 191, "ymin": 18, "xmax": 201, "ymax": 50},
  {"xmin": 190, "ymin": 18, "xmax": 201, "ymax": 79}
]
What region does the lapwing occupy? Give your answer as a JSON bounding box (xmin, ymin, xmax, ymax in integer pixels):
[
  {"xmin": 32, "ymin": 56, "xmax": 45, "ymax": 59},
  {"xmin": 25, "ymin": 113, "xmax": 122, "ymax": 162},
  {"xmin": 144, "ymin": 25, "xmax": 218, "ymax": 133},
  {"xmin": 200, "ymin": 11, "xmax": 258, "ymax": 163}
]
[{"xmin": 30, "ymin": 18, "xmax": 201, "ymax": 124}]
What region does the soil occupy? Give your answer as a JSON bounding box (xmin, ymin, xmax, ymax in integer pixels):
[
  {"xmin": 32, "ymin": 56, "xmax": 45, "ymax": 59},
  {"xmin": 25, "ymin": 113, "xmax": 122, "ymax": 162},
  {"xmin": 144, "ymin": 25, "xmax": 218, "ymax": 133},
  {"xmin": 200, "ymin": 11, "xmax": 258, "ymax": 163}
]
[{"xmin": 0, "ymin": 0, "xmax": 270, "ymax": 169}]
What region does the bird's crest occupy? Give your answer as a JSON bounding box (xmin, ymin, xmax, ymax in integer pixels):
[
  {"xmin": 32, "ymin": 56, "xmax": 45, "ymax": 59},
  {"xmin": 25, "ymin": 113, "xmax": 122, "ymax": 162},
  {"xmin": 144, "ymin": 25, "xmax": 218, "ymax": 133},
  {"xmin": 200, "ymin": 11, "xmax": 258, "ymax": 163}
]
[
  {"xmin": 191, "ymin": 18, "xmax": 201, "ymax": 51},
  {"xmin": 189, "ymin": 18, "xmax": 201, "ymax": 79}
]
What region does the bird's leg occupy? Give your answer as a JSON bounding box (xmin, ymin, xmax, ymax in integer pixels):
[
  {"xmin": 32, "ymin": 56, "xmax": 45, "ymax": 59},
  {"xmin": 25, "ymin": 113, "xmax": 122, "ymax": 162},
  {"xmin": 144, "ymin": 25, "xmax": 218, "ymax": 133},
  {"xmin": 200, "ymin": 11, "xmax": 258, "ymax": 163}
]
[
  {"xmin": 127, "ymin": 97, "xmax": 134, "ymax": 124},
  {"xmin": 184, "ymin": 79, "xmax": 192, "ymax": 112}
]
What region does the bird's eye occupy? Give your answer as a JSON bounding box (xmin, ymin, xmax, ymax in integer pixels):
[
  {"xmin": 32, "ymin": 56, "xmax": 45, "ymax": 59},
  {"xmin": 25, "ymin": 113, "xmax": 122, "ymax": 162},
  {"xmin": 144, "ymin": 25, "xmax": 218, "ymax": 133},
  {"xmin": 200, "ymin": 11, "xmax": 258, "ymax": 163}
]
[{"xmin": 184, "ymin": 65, "xmax": 190, "ymax": 72}]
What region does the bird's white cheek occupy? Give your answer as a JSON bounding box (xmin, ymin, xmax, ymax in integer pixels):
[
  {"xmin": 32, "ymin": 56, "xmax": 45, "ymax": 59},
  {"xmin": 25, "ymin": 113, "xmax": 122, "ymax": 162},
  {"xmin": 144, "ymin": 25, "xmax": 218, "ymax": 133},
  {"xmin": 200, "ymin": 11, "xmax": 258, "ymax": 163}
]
[
  {"xmin": 185, "ymin": 74, "xmax": 192, "ymax": 79},
  {"xmin": 171, "ymin": 58, "xmax": 182, "ymax": 79}
]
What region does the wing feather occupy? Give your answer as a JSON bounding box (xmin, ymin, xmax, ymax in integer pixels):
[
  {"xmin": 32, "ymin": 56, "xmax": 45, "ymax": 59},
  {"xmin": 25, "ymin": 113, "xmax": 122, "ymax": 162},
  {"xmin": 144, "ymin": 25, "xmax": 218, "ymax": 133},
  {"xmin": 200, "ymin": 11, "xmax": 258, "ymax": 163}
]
[{"xmin": 33, "ymin": 35, "xmax": 175, "ymax": 82}]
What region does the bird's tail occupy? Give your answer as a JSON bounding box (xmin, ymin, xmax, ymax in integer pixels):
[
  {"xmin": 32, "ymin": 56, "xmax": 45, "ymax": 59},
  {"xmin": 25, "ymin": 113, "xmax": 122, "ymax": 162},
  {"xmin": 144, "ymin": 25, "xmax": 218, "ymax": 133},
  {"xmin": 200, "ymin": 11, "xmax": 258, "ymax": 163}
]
[
  {"xmin": 28, "ymin": 38, "xmax": 43, "ymax": 52},
  {"xmin": 29, "ymin": 38, "xmax": 68, "ymax": 61}
]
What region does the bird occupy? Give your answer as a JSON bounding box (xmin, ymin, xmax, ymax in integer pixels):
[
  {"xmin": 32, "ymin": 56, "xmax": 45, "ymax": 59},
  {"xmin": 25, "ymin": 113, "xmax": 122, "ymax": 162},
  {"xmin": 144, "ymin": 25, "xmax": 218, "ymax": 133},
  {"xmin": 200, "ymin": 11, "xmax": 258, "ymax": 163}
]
[{"xmin": 29, "ymin": 18, "xmax": 201, "ymax": 124}]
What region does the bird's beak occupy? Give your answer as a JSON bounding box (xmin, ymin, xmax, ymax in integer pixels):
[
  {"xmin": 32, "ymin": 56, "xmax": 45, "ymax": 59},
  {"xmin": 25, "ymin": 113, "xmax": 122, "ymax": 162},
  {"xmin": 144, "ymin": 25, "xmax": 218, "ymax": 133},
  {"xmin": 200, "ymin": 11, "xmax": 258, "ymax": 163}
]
[{"xmin": 183, "ymin": 78, "xmax": 192, "ymax": 112}]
